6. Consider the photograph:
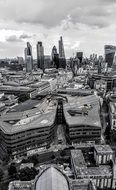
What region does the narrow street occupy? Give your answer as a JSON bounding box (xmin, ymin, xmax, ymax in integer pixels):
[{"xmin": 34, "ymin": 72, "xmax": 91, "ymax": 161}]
[{"xmin": 52, "ymin": 124, "xmax": 67, "ymax": 146}]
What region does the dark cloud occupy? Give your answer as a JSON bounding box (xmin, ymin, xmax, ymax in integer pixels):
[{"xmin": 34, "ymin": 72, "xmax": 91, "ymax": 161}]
[
  {"xmin": 6, "ymin": 35, "xmax": 22, "ymax": 42},
  {"xmin": 19, "ymin": 34, "xmax": 32, "ymax": 39},
  {"xmin": 0, "ymin": 0, "xmax": 116, "ymax": 58},
  {"xmin": 0, "ymin": 0, "xmax": 115, "ymax": 29}
]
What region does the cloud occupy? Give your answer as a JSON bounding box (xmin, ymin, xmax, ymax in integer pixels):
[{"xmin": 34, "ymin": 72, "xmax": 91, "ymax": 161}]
[
  {"xmin": 0, "ymin": 0, "xmax": 116, "ymax": 58},
  {"xmin": 0, "ymin": 0, "xmax": 115, "ymax": 29},
  {"xmin": 19, "ymin": 34, "xmax": 32, "ymax": 39},
  {"xmin": 6, "ymin": 35, "xmax": 22, "ymax": 42}
]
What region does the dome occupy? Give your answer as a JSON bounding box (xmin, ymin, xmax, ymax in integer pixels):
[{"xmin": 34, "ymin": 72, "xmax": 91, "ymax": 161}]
[{"xmin": 35, "ymin": 166, "xmax": 70, "ymax": 190}]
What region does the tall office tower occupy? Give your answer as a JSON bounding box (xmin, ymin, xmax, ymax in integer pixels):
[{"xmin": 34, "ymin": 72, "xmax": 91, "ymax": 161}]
[
  {"xmin": 24, "ymin": 48, "xmax": 27, "ymax": 62},
  {"xmin": 26, "ymin": 56, "xmax": 33, "ymax": 73},
  {"xmin": 98, "ymin": 55, "xmax": 103, "ymax": 74},
  {"xmin": 76, "ymin": 52, "xmax": 83, "ymax": 64},
  {"xmin": 25, "ymin": 42, "xmax": 33, "ymax": 72},
  {"xmin": 37, "ymin": 41, "xmax": 44, "ymax": 70},
  {"xmin": 105, "ymin": 45, "xmax": 116, "ymax": 67},
  {"xmin": 51, "ymin": 46, "xmax": 57, "ymax": 61},
  {"xmin": 70, "ymin": 57, "xmax": 79, "ymax": 77},
  {"xmin": 58, "ymin": 36, "xmax": 66, "ymax": 69},
  {"xmin": 27, "ymin": 42, "xmax": 32, "ymax": 56},
  {"xmin": 51, "ymin": 46, "xmax": 59, "ymax": 68},
  {"xmin": 59, "ymin": 36, "xmax": 65, "ymax": 58}
]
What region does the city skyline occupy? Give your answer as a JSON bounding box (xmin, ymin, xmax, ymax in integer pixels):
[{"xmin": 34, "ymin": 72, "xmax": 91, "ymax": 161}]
[{"xmin": 0, "ymin": 0, "xmax": 116, "ymax": 58}]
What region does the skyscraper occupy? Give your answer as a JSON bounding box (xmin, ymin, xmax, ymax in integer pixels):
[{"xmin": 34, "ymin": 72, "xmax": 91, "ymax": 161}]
[
  {"xmin": 98, "ymin": 56, "xmax": 103, "ymax": 74},
  {"xmin": 105, "ymin": 45, "xmax": 116, "ymax": 67},
  {"xmin": 59, "ymin": 36, "xmax": 65, "ymax": 59},
  {"xmin": 37, "ymin": 41, "xmax": 44, "ymax": 70},
  {"xmin": 51, "ymin": 46, "xmax": 59, "ymax": 68},
  {"xmin": 27, "ymin": 42, "xmax": 32, "ymax": 56},
  {"xmin": 26, "ymin": 56, "xmax": 33, "ymax": 73},
  {"xmin": 58, "ymin": 36, "xmax": 66, "ymax": 69},
  {"xmin": 25, "ymin": 42, "xmax": 33, "ymax": 72},
  {"xmin": 52, "ymin": 46, "xmax": 57, "ymax": 60}
]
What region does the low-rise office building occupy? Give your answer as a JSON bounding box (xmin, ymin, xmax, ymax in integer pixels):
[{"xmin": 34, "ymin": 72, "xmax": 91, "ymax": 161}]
[
  {"xmin": 0, "ymin": 98, "xmax": 57, "ymax": 159},
  {"xmin": 88, "ymin": 74, "xmax": 116, "ymax": 91},
  {"xmin": 71, "ymin": 146, "xmax": 115, "ymax": 189},
  {"xmin": 63, "ymin": 95, "xmax": 101, "ymax": 144},
  {"xmin": 0, "ymin": 85, "xmax": 38, "ymax": 99},
  {"xmin": 94, "ymin": 145, "xmax": 113, "ymax": 165}
]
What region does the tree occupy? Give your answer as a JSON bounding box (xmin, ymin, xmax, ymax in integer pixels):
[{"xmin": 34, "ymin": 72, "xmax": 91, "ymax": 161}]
[
  {"xmin": 0, "ymin": 168, "xmax": 4, "ymax": 181},
  {"xmin": 51, "ymin": 154, "xmax": 55, "ymax": 160},
  {"xmin": 8, "ymin": 163, "xmax": 17, "ymax": 176},
  {"xmin": 60, "ymin": 150, "xmax": 66, "ymax": 157},
  {"xmin": 28, "ymin": 155, "xmax": 38, "ymax": 166},
  {"xmin": 19, "ymin": 167, "xmax": 38, "ymax": 181}
]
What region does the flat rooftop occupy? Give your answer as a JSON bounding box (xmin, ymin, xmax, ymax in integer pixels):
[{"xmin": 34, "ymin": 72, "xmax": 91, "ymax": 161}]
[
  {"xmin": 29, "ymin": 81, "xmax": 50, "ymax": 88},
  {"xmin": 71, "ymin": 149, "xmax": 112, "ymax": 177},
  {"xmin": 63, "ymin": 95, "xmax": 101, "ymax": 128},
  {"xmin": 8, "ymin": 181, "xmax": 33, "ymax": 190},
  {"xmin": 57, "ymin": 88, "xmax": 93, "ymax": 96},
  {"xmin": 9, "ymin": 99, "xmax": 41, "ymax": 112},
  {"xmin": 0, "ymin": 85, "xmax": 35, "ymax": 92},
  {"xmin": 94, "ymin": 145, "xmax": 113, "ymax": 154},
  {"xmin": 0, "ymin": 98, "xmax": 57, "ymax": 134},
  {"xmin": 71, "ymin": 150, "xmax": 87, "ymax": 168},
  {"xmin": 80, "ymin": 166, "xmax": 112, "ymax": 177}
]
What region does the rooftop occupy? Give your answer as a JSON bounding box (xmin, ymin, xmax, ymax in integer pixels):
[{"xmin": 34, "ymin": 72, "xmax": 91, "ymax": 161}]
[
  {"xmin": 71, "ymin": 149, "xmax": 112, "ymax": 177},
  {"xmin": 29, "ymin": 81, "xmax": 50, "ymax": 88},
  {"xmin": 57, "ymin": 88, "xmax": 93, "ymax": 96},
  {"xmin": 64, "ymin": 95, "xmax": 101, "ymax": 128},
  {"xmin": 0, "ymin": 85, "xmax": 35, "ymax": 92},
  {"xmin": 9, "ymin": 99, "xmax": 41, "ymax": 112},
  {"xmin": 71, "ymin": 150, "xmax": 87, "ymax": 168},
  {"xmin": 0, "ymin": 98, "xmax": 57, "ymax": 134},
  {"xmin": 94, "ymin": 145, "xmax": 113, "ymax": 154},
  {"xmin": 79, "ymin": 166, "xmax": 112, "ymax": 177},
  {"xmin": 8, "ymin": 181, "xmax": 33, "ymax": 190}
]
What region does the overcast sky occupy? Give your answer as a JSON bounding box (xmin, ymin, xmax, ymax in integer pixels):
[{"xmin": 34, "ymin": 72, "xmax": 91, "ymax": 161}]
[{"xmin": 0, "ymin": 0, "xmax": 116, "ymax": 58}]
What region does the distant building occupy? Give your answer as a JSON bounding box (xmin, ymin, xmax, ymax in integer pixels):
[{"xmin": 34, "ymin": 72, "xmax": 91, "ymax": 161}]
[
  {"xmin": 44, "ymin": 55, "xmax": 51, "ymax": 68},
  {"xmin": 37, "ymin": 41, "xmax": 44, "ymax": 70},
  {"xmin": 88, "ymin": 74, "xmax": 116, "ymax": 91},
  {"xmin": 54, "ymin": 53, "xmax": 59, "ymax": 69},
  {"xmin": 76, "ymin": 52, "xmax": 83, "ymax": 64},
  {"xmin": 105, "ymin": 45, "xmax": 116, "ymax": 67},
  {"xmin": 51, "ymin": 46, "xmax": 57, "ymax": 61},
  {"xmin": 59, "ymin": 36, "xmax": 65, "ymax": 59},
  {"xmin": 98, "ymin": 56, "xmax": 103, "ymax": 74},
  {"xmin": 58, "ymin": 36, "xmax": 66, "ymax": 69},
  {"xmin": 26, "ymin": 55, "xmax": 33, "ymax": 73},
  {"xmin": 17, "ymin": 57, "xmax": 24, "ymax": 65},
  {"xmin": 25, "ymin": 42, "xmax": 33, "ymax": 72},
  {"xmin": 70, "ymin": 57, "xmax": 80, "ymax": 77},
  {"xmin": 51, "ymin": 46, "xmax": 59, "ymax": 68}
]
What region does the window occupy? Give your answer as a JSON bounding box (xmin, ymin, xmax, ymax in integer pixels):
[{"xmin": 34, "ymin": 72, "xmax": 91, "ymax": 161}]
[{"xmin": 113, "ymin": 120, "xmax": 116, "ymax": 126}]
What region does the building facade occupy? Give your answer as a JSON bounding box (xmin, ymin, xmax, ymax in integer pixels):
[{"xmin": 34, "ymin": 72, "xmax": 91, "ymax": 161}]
[{"xmin": 37, "ymin": 42, "xmax": 44, "ymax": 70}]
